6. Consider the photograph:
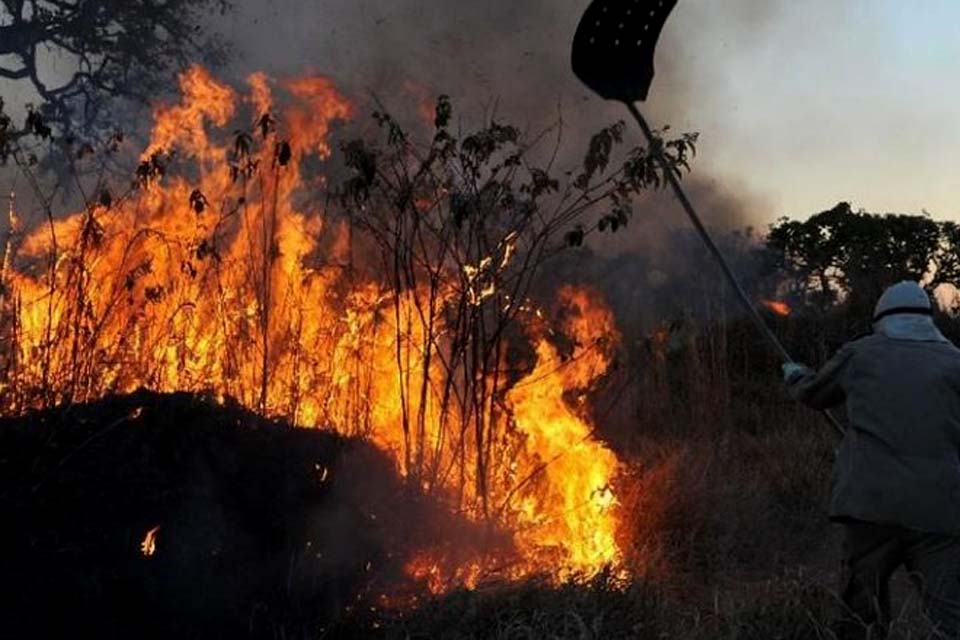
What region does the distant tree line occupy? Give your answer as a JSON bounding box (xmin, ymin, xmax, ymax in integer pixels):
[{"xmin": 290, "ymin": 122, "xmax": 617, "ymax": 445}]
[{"xmin": 763, "ymin": 201, "xmax": 960, "ymax": 317}]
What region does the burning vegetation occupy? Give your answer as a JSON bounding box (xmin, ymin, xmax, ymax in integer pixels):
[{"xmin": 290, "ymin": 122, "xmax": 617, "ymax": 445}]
[
  {"xmin": 141, "ymin": 525, "xmax": 160, "ymax": 557},
  {"xmin": 0, "ymin": 66, "xmax": 697, "ymax": 592},
  {"xmin": 6, "ymin": 3, "xmax": 960, "ymax": 638},
  {"xmin": 761, "ymin": 299, "xmax": 791, "ymax": 317}
]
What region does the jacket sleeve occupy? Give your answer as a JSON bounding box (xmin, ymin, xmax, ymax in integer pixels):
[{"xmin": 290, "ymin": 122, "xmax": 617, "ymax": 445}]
[{"xmin": 787, "ymin": 344, "xmax": 855, "ymax": 410}]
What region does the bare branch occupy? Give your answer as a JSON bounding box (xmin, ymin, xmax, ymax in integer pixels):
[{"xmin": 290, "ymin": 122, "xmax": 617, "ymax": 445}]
[{"xmin": 0, "ymin": 0, "xmax": 231, "ymax": 134}]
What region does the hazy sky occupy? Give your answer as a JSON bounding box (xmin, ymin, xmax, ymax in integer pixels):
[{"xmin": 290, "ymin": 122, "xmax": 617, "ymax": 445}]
[
  {"xmin": 667, "ymin": 0, "xmax": 960, "ymax": 221},
  {"xmin": 219, "ymin": 0, "xmax": 960, "ymax": 225}
]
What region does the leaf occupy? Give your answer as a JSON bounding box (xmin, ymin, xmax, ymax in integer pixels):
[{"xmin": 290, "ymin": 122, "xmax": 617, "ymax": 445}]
[
  {"xmin": 257, "ymin": 113, "xmax": 275, "ymax": 139},
  {"xmin": 233, "ymin": 130, "xmax": 252, "ymax": 158},
  {"xmin": 25, "ymin": 109, "xmax": 52, "ymax": 140},
  {"xmin": 435, "ymin": 95, "xmax": 452, "ymax": 130},
  {"xmin": 373, "ymin": 110, "xmax": 407, "ymax": 147},
  {"xmin": 580, "ymin": 121, "xmax": 625, "ymax": 186},
  {"xmin": 135, "ymin": 151, "xmax": 168, "ymax": 187},
  {"xmin": 275, "ymin": 140, "xmax": 292, "ymax": 167},
  {"xmin": 566, "ymin": 225, "xmax": 585, "ymax": 248},
  {"xmin": 522, "ymin": 168, "xmax": 559, "ymax": 199},
  {"xmin": 189, "ymin": 189, "xmax": 208, "ymax": 214}
]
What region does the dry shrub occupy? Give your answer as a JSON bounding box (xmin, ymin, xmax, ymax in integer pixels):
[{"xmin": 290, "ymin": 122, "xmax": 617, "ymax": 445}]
[{"xmin": 617, "ymin": 417, "xmax": 836, "ymax": 583}]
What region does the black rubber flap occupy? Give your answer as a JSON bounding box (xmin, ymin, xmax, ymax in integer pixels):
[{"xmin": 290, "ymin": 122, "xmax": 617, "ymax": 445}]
[{"xmin": 572, "ymin": 0, "xmax": 678, "ymax": 103}]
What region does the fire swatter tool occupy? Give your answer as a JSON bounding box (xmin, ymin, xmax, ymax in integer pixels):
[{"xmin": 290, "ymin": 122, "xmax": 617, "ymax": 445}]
[{"xmin": 571, "ymin": 0, "xmax": 845, "ymax": 436}]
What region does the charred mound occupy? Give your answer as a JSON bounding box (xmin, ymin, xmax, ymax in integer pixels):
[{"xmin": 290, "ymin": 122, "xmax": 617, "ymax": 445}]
[{"xmin": 0, "ymin": 390, "xmax": 474, "ymax": 638}]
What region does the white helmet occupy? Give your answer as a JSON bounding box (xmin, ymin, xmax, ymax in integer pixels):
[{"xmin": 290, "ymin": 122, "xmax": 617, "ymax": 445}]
[{"xmin": 873, "ymin": 281, "xmax": 932, "ymax": 321}]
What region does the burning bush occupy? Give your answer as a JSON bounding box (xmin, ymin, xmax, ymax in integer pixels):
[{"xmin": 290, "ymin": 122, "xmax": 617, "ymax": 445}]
[{"xmin": 0, "ymin": 66, "xmax": 697, "ymax": 589}]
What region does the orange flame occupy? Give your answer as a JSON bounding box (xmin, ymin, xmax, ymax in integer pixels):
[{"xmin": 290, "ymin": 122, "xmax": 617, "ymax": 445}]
[
  {"xmin": 1, "ymin": 67, "xmax": 626, "ymax": 589},
  {"xmin": 761, "ymin": 299, "xmax": 791, "ymax": 317},
  {"xmin": 141, "ymin": 526, "xmax": 160, "ymax": 557},
  {"xmin": 505, "ymin": 286, "xmax": 622, "ymax": 577}
]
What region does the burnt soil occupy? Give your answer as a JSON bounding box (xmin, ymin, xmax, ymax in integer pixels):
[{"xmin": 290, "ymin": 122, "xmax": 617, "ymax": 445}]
[{"xmin": 0, "ymin": 390, "xmax": 474, "ymax": 638}]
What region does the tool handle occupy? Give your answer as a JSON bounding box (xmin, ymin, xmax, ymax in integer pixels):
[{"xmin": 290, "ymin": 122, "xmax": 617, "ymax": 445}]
[{"xmin": 624, "ymin": 102, "xmax": 845, "ymax": 437}]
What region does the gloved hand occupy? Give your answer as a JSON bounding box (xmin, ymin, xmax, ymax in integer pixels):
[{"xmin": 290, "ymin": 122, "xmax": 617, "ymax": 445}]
[{"xmin": 781, "ymin": 362, "xmax": 809, "ymax": 384}]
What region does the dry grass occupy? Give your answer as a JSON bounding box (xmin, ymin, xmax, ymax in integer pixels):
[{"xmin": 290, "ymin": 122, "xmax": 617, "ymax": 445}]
[
  {"xmin": 3, "ymin": 315, "xmax": 953, "ymax": 638},
  {"xmin": 337, "ymin": 571, "xmax": 943, "ymax": 639}
]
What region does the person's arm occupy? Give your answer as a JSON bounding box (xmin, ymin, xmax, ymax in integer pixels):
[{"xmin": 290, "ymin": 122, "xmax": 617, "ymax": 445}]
[{"xmin": 783, "ymin": 345, "xmax": 854, "ymax": 410}]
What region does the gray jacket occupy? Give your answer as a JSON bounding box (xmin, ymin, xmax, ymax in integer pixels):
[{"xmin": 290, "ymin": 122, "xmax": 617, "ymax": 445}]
[{"xmin": 789, "ymin": 319, "xmax": 960, "ymax": 534}]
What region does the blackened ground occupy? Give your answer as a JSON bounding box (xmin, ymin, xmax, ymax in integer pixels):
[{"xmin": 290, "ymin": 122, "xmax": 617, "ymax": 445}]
[{"xmin": 0, "ymin": 390, "xmax": 489, "ymax": 639}]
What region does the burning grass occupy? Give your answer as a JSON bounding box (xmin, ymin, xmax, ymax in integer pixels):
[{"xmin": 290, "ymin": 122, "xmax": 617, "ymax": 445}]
[{"xmin": 0, "ymin": 65, "xmax": 707, "ymax": 590}]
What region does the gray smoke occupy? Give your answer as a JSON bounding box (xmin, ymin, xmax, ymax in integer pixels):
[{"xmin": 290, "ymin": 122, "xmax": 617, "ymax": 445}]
[
  {"xmin": 221, "ymin": 1, "xmax": 781, "ymax": 133},
  {"xmin": 0, "ymin": 1, "xmax": 787, "ymax": 331},
  {"xmin": 219, "ymin": 0, "xmax": 781, "ymax": 256}
]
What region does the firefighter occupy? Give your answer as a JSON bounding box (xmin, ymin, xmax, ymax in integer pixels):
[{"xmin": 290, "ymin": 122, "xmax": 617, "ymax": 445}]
[{"xmin": 783, "ymin": 280, "xmax": 960, "ymax": 637}]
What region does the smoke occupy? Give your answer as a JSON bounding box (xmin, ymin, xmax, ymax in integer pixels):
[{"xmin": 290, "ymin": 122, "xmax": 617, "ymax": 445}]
[
  {"xmin": 3, "ymin": 1, "xmax": 781, "ymax": 215},
  {"xmin": 0, "ymin": 1, "xmax": 786, "ymax": 331},
  {"xmin": 225, "ymin": 1, "xmax": 590, "ymax": 122},
  {"xmin": 220, "ymin": 1, "xmax": 781, "ymax": 327},
  {"xmin": 222, "ymin": 1, "xmax": 781, "ymax": 131}
]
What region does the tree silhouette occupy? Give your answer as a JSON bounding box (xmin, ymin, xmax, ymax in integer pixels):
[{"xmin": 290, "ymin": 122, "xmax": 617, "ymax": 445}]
[
  {"xmin": 766, "ymin": 202, "xmax": 960, "ymax": 314},
  {"xmin": 0, "ymin": 0, "xmax": 230, "ymax": 133}
]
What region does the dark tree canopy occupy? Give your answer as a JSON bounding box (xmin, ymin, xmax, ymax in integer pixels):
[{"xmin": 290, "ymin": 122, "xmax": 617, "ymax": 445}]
[
  {"xmin": 765, "ymin": 202, "xmax": 960, "ymax": 313},
  {"xmin": 0, "ymin": 0, "xmax": 230, "ymax": 132}
]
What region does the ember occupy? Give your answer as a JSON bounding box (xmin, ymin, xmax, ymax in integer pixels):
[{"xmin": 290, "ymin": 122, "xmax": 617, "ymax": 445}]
[
  {"xmin": 761, "ymin": 299, "xmax": 792, "ymax": 317},
  {"xmin": 141, "ymin": 525, "xmax": 160, "ymax": 557}
]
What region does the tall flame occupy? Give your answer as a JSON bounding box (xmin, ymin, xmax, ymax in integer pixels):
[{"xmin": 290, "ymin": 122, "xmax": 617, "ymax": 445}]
[
  {"xmin": 506, "ymin": 286, "xmax": 621, "ymax": 576},
  {"xmin": 0, "ymin": 67, "xmax": 626, "ymax": 588}
]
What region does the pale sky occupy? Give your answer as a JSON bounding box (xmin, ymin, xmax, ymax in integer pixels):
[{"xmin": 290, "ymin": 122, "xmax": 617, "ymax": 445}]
[{"xmin": 662, "ymin": 0, "xmax": 960, "ymax": 221}]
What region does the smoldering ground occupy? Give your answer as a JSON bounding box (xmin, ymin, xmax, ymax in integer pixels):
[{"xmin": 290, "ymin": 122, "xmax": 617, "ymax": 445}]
[{"xmin": 0, "ymin": 391, "xmax": 510, "ymax": 637}]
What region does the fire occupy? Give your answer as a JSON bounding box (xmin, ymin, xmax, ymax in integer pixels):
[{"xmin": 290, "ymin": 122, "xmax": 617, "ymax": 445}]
[
  {"xmin": 0, "ymin": 67, "xmax": 626, "ymax": 589},
  {"xmin": 141, "ymin": 526, "xmax": 160, "ymax": 557},
  {"xmin": 405, "ymin": 555, "xmax": 482, "ymax": 595},
  {"xmin": 761, "ymin": 299, "xmax": 791, "ymax": 317},
  {"xmin": 505, "ymin": 287, "xmax": 622, "ymax": 577}
]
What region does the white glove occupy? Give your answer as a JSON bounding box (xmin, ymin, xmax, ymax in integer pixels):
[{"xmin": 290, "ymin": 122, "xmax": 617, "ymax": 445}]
[{"xmin": 781, "ymin": 362, "xmax": 808, "ymax": 384}]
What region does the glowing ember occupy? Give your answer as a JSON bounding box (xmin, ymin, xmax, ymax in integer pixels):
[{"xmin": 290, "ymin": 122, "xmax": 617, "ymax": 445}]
[
  {"xmin": 405, "ymin": 555, "xmax": 483, "ymax": 595},
  {"xmin": 141, "ymin": 526, "xmax": 160, "ymax": 557},
  {"xmin": 0, "ymin": 66, "xmax": 627, "ymax": 589},
  {"xmin": 761, "ymin": 299, "xmax": 791, "ymax": 317}
]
